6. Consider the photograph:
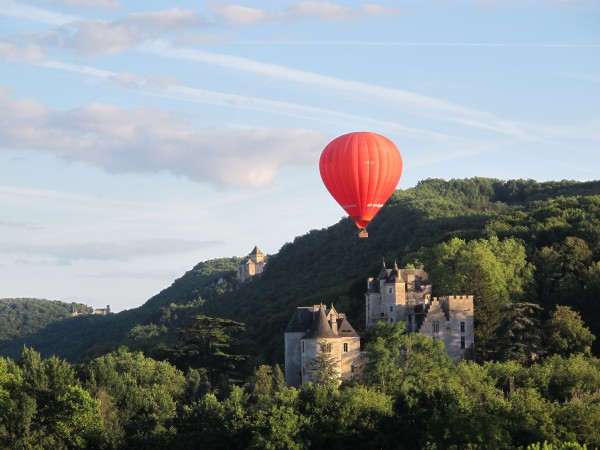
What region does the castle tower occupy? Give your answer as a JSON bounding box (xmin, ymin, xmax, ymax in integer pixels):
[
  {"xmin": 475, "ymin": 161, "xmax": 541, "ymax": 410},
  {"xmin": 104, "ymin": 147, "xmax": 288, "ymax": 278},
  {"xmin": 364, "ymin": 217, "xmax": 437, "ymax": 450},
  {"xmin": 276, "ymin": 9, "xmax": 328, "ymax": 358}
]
[
  {"xmin": 237, "ymin": 245, "xmax": 266, "ymax": 284},
  {"xmin": 365, "ymin": 261, "xmax": 430, "ymax": 327},
  {"xmin": 365, "ymin": 261, "xmax": 473, "ymax": 361},
  {"xmin": 284, "ymin": 304, "xmax": 361, "ymax": 387}
]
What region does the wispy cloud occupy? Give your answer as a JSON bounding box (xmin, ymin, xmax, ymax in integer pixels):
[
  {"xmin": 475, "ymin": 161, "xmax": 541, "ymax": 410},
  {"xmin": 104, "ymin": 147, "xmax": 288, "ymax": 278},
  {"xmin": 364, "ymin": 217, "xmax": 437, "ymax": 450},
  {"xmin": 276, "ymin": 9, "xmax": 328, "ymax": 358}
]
[
  {"xmin": 0, "ymin": 0, "xmax": 80, "ymax": 25},
  {"xmin": 1, "ymin": 239, "xmax": 223, "ymax": 261},
  {"xmin": 31, "ymin": 8, "xmax": 208, "ymax": 55},
  {"xmin": 0, "ymin": 88, "xmax": 326, "ymax": 188},
  {"xmin": 0, "ymin": 1, "xmax": 560, "ymax": 142},
  {"xmin": 142, "ymin": 40, "xmax": 529, "ymax": 138},
  {"xmin": 38, "ymin": 0, "xmax": 121, "ymax": 10},
  {"xmin": 0, "ymin": 184, "xmax": 129, "ymax": 204},
  {"xmin": 467, "ymin": 0, "xmax": 597, "ymax": 9},
  {"xmin": 210, "ymin": 2, "xmax": 402, "ymax": 26},
  {"xmin": 0, "ymin": 220, "xmax": 41, "ymax": 230},
  {"xmin": 0, "ymin": 42, "xmax": 45, "ymax": 62},
  {"xmin": 75, "ymin": 268, "xmax": 183, "ymax": 279},
  {"xmin": 235, "ymin": 41, "xmax": 600, "ymax": 47},
  {"xmin": 39, "ymin": 60, "xmax": 473, "ymax": 145}
]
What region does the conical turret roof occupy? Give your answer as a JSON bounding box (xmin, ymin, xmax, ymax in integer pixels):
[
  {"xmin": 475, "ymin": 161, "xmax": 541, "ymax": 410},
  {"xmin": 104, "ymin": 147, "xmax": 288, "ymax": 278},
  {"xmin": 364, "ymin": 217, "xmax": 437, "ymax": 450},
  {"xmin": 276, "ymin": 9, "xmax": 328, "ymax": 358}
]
[{"xmin": 303, "ymin": 305, "xmax": 337, "ymax": 339}]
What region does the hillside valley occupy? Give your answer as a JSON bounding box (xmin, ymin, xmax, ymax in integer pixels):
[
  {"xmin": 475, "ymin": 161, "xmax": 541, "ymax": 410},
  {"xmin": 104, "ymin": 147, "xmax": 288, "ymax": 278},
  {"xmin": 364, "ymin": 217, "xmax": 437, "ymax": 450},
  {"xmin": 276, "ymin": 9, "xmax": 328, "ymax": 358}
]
[{"xmin": 2, "ymin": 177, "xmax": 600, "ymax": 364}]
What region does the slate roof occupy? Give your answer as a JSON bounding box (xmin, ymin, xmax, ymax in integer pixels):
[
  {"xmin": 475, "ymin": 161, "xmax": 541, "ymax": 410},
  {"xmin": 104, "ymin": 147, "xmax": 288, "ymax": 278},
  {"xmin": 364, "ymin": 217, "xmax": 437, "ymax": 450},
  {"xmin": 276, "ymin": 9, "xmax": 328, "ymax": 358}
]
[
  {"xmin": 284, "ymin": 307, "xmax": 314, "ymax": 333},
  {"xmin": 337, "ymin": 317, "xmax": 359, "ymax": 337},
  {"xmin": 303, "ymin": 306, "xmax": 338, "ymax": 339},
  {"xmin": 249, "ymin": 245, "xmax": 264, "ymax": 257},
  {"xmin": 285, "ymin": 305, "xmax": 359, "ymax": 340}
]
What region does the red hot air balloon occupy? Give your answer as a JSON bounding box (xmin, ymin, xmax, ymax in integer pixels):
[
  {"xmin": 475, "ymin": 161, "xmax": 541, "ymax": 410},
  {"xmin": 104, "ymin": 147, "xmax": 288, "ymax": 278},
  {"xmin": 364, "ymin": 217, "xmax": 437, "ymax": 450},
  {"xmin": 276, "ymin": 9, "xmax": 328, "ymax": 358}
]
[{"xmin": 319, "ymin": 132, "xmax": 403, "ymax": 238}]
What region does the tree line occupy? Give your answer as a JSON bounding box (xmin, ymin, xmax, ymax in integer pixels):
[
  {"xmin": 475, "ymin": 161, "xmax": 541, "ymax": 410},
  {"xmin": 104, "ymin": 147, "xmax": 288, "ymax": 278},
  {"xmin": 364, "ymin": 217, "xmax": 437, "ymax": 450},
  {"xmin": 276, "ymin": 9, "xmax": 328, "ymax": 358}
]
[{"xmin": 1, "ymin": 314, "xmax": 598, "ymax": 449}]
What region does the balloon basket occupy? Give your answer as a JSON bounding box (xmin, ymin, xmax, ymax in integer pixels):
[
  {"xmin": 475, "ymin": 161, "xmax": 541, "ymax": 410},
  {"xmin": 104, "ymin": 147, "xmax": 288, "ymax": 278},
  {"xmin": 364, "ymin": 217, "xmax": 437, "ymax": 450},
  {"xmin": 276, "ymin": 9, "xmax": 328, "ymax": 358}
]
[{"xmin": 358, "ymin": 229, "xmax": 369, "ymax": 239}]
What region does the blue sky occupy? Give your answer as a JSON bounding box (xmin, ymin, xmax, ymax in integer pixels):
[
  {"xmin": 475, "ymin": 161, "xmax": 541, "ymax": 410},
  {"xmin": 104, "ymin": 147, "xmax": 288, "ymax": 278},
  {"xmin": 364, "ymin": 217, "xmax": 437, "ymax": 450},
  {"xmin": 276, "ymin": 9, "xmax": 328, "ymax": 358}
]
[{"xmin": 1, "ymin": 0, "xmax": 599, "ymax": 312}]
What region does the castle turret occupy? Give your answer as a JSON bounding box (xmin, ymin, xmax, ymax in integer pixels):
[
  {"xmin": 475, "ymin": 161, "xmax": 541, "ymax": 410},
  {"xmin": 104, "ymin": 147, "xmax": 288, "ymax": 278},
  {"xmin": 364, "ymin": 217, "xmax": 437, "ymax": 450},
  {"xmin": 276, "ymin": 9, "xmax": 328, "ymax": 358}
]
[
  {"xmin": 285, "ymin": 304, "xmax": 362, "ymax": 387},
  {"xmin": 237, "ymin": 245, "xmax": 266, "ymax": 284}
]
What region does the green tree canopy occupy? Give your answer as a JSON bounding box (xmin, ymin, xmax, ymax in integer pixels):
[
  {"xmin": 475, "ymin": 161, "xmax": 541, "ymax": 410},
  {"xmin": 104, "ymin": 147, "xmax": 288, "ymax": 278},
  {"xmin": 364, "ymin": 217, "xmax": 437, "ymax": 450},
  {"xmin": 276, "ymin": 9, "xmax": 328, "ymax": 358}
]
[
  {"xmin": 424, "ymin": 236, "xmax": 534, "ymax": 360},
  {"xmin": 546, "ymin": 305, "xmax": 596, "ymax": 357}
]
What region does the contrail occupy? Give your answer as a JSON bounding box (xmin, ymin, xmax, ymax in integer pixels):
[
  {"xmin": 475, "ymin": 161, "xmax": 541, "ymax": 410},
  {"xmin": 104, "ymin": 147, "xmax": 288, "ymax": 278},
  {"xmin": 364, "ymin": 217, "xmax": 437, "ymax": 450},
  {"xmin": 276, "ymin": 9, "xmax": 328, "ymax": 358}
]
[{"xmin": 235, "ymin": 41, "xmax": 600, "ymax": 48}]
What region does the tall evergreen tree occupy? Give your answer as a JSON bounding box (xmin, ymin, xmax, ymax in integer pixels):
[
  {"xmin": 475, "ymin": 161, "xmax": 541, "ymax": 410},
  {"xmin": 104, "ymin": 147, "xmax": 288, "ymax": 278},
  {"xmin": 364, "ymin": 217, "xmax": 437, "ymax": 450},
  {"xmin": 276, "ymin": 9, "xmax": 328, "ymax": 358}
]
[{"xmin": 307, "ymin": 340, "xmax": 340, "ymax": 386}]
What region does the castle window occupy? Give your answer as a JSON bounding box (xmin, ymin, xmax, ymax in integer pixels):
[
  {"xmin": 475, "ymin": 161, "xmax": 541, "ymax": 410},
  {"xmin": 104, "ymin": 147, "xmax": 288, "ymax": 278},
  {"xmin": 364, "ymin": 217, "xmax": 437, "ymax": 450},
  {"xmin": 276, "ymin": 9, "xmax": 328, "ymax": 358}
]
[
  {"xmin": 324, "ymin": 343, "xmax": 332, "ymax": 353},
  {"xmin": 461, "ymin": 336, "xmax": 466, "ymax": 349},
  {"xmin": 343, "ymin": 343, "xmax": 348, "ymax": 352},
  {"xmin": 351, "ymin": 365, "xmax": 355, "ymax": 373},
  {"xmin": 302, "ymin": 341, "xmax": 305, "ymax": 353},
  {"xmin": 460, "ymin": 321, "xmax": 465, "ymax": 333},
  {"xmin": 388, "ymin": 287, "xmax": 393, "ymax": 294},
  {"xmin": 302, "ymin": 366, "xmax": 305, "ymax": 376},
  {"xmin": 390, "ymin": 306, "xmax": 393, "ymax": 312},
  {"xmin": 432, "ymin": 321, "xmax": 439, "ymax": 333}
]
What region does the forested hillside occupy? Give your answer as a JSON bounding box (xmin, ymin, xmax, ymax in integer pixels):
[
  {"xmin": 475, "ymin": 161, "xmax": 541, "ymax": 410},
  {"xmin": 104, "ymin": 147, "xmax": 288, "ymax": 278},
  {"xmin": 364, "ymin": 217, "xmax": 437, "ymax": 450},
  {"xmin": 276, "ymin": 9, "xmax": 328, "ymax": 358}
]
[
  {"xmin": 0, "ymin": 298, "xmax": 91, "ymax": 342},
  {"xmin": 2, "ymin": 178, "xmax": 600, "ymax": 449},
  {"xmin": 0, "ymin": 258, "xmax": 241, "ymax": 360},
  {"xmin": 1, "ymin": 178, "xmax": 600, "ymax": 364},
  {"xmin": 202, "ymin": 178, "xmax": 600, "ymax": 363}
]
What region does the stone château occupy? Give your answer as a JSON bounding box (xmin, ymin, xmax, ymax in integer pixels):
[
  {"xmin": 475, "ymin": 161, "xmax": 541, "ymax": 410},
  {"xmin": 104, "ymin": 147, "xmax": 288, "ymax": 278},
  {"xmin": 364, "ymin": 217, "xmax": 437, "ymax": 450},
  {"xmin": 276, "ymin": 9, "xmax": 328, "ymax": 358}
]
[
  {"xmin": 365, "ymin": 261, "xmax": 474, "ymax": 361},
  {"xmin": 284, "ymin": 304, "xmax": 362, "ymax": 388},
  {"xmin": 284, "ymin": 261, "xmax": 474, "ymax": 387},
  {"xmin": 237, "ymin": 246, "xmax": 266, "ymax": 284}
]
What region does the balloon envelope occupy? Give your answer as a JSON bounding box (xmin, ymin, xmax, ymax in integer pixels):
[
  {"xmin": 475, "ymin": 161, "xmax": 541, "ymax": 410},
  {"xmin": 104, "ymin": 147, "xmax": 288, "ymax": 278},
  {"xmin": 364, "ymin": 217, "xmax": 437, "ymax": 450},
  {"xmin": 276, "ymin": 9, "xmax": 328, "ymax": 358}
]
[{"xmin": 319, "ymin": 132, "xmax": 402, "ymax": 230}]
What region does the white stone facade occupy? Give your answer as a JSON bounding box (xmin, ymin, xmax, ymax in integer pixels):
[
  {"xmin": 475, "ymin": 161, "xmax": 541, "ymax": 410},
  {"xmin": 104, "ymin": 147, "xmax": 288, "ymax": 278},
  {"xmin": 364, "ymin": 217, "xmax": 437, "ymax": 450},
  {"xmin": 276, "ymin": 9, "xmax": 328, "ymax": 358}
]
[
  {"xmin": 365, "ymin": 262, "xmax": 474, "ymax": 361},
  {"xmin": 418, "ymin": 295, "xmax": 475, "ymax": 360},
  {"xmin": 284, "ymin": 305, "xmax": 362, "ymax": 387},
  {"xmin": 284, "ymin": 264, "xmax": 476, "ymax": 389}
]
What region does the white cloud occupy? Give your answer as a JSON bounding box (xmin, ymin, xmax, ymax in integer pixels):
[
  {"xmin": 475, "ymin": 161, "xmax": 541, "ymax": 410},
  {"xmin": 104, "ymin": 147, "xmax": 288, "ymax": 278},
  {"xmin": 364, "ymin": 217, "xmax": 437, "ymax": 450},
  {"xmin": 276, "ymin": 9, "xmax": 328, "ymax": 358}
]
[
  {"xmin": 212, "ymin": 4, "xmax": 271, "ymax": 26},
  {"xmin": 0, "ymin": 89, "xmax": 326, "ymax": 188},
  {"xmin": 30, "ymin": 8, "xmax": 208, "ymax": 55},
  {"xmin": 210, "ymin": 2, "xmax": 402, "ymax": 26},
  {"xmin": 0, "ymin": 0, "xmax": 80, "ymax": 25},
  {"xmin": 38, "ymin": 0, "xmax": 121, "ymax": 9},
  {"xmin": 109, "ymin": 71, "xmax": 143, "ymax": 88},
  {"xmin": 40, "ymin": 60, "xmax": 473, "ymax": 145},
  {"xmin": 0, "ymin": 42, "xmax": 45, "ymax": 62},
  {"xmin": 286, "ymin": 2, "xmax": 358, "ymax": 20},
  {"xmin": 1, "ymin": 239, "xmax": 222, "ymax": 261}
]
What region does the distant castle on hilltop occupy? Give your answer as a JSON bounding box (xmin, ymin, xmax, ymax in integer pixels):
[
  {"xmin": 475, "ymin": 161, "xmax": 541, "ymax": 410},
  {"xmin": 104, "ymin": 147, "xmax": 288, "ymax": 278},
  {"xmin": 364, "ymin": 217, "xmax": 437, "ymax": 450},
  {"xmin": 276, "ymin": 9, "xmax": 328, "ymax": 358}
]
[
  {"xmin": 237, "ymin": 246, "xmax": 266, "ymax": 284},
  {"xmin": 284, "ymin": 260, "xmax": 474, "ymax": 387}
]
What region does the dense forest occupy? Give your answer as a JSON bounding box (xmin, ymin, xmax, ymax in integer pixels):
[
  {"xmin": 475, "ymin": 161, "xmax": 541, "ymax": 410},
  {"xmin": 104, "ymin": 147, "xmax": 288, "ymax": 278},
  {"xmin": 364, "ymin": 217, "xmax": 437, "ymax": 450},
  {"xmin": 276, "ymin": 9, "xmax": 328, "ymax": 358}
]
[
  {"xmin": 1, "ymin": 322, "xmax": 598, "ymax": 449},
  {"xmin": 2, "ymin": 178, "xmax": 600, "ymax": 362},
  {"xmin": 1, "ymin": 177, "xmax": 600, "ymax": 449},
  {"xmin": 0, "ymin": 299, "xmax": 91, "ymax": 342}
]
